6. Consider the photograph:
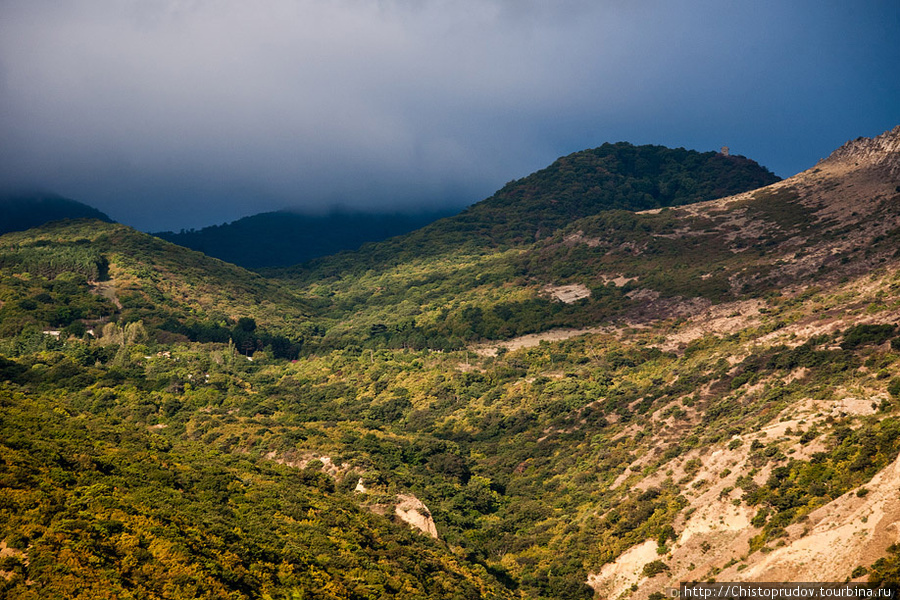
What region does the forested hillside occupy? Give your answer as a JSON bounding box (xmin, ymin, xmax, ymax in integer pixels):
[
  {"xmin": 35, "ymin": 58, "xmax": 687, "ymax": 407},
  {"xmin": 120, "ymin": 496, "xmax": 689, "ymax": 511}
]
[
  {"xmin": 444, "ymin": 143, "xmax": 779, "ymax": 246},
  {"xmin": 272, "ymin": 143, "xmax": 779, "ymax": 352},
  {"xmin": 2, "ymin": 129, "xmax": 900, "ymax": 598},
  {"xmin": 0, "ymin": 220, "xmax": 310, "ymax": 358}
]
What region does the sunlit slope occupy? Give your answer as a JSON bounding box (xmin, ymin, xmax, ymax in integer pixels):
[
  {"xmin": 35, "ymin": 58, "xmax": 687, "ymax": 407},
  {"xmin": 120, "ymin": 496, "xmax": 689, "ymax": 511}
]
[
  {"xmin": 168, "ymin": 267, "xmax": 900, "ymax": 598},
  {"xmin": 149, "ymin": 130, "xmax": 900, "ymax": 598},
  {"xmin": 0, "ymin": 380, "xmax": 516, "ymax": 599},
  {"xmin": 0, "ymin": 220, "xmax": 310, "ymax": 348},
  {"xmin": 273, "ymin": 144, "xmax": 777, "ymax": 349},
  {"xmin": 279, "ymin": 134, "xmax": 900, "ymax": 353},
  {"xmin": 2, "ymin": 129, "xmax": 900, "ymax": 599},
  {"xmin": 519, "ymin": 133, "xmax": 900, "ymax": 313}
]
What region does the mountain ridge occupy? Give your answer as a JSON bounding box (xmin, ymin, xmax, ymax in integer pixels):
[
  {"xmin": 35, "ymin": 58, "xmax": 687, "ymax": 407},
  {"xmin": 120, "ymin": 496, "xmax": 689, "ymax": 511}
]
[
  {"xmin": 822, "ymin": 125, "xmax": 900, "ymax": 175},
  {"xmin": 267, "ymin": 133, "xmax": 895, "ymax": 354},
  {"xmin": 155, "ymin": 208, "xmax": 457, "ymax": 270},
  {"xmin": 277, "ymin": 142, "xmax": 779, "ymax": 280},
  {"xmin": 0, "ymin": 191, "xmax": 113, "ymax": 235}
]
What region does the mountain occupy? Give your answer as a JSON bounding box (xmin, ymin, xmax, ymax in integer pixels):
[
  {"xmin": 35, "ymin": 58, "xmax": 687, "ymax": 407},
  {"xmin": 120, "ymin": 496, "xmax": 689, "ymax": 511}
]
[
  {"xmin": 2, "ymin": 129, "xmax": 900, "ymax": 599},
  {"xmin": 0, "ymin": 191, "xmax": 113, "ymax": 235},
  {"xmin": 279, "ymin": 143, "xmax": 779, "ymax": 281},
  {"xmin": 155, "ymin": 208, "xmax": 456, "ymax": 269},
  {"xmin": 446, "ymin": 142, "xmax": 780, "ymax": 246},
  {"xmin": 270, "ymin": 144, "xmax": 778, "ymax": 351}
]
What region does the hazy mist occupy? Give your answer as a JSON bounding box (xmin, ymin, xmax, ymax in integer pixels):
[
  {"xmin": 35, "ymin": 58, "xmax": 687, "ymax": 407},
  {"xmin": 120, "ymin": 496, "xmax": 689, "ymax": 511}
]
[{"xmin": 1, "ymin": 0, "xmax": 897, "ymax": 230}]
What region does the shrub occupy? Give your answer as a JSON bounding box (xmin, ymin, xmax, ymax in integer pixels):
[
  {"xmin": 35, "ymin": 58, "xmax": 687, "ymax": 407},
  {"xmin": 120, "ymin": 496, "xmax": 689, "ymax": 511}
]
[
  {"xmin": 642, "ymin": 560, "xmax": 670, "ymax": 577},
  {"xmin": 889, "ymin": 378, "xmax": 900, "ymax": 400},
  {"xmin": 841, "ymin": 324, "xmax": 896, "ymax": 350}
]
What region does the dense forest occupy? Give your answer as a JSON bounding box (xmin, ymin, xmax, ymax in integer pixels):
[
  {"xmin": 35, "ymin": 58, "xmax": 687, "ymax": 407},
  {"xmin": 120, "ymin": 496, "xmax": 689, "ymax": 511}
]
[{"xmin": 3, "ymin": 277, "xmax": 900, "ymax": 597}]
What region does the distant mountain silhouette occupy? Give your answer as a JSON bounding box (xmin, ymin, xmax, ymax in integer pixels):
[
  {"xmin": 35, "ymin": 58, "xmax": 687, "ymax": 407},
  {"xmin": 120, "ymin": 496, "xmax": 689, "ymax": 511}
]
[
  {"xmin": 0, "ymin": 191, "xmax": 113, "ymax": 235},
  {"xmin": 155, "ymin": 209, "xmax": 456, "ymax": 269}
]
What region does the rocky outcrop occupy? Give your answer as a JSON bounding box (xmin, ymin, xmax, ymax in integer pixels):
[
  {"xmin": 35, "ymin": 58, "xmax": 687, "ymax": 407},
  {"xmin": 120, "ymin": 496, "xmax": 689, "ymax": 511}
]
[
  {"xmin": 394, "ymin": 494, "xmax": 439, "ymax": 539},
  {"xmin": 821, "ymin": 125, "xmax": 900, "ymax": 176},
  {"xmin": 263, "ymin": 451, "xmax": 349, "ymax": 478},
  {"xmin": 352, "ymin": 482, "xmax": 439, "ymax": 538},
  {"xmin": 0, "ymin": 541, "xmax": 28, "ymax": 581}
]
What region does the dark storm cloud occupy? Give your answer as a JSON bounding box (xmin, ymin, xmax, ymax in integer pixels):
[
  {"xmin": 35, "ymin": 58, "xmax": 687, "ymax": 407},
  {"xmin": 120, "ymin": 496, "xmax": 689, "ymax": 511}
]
[{"xmin": 1, "ymin": 0, "xmax": 897, "ymax": 230}]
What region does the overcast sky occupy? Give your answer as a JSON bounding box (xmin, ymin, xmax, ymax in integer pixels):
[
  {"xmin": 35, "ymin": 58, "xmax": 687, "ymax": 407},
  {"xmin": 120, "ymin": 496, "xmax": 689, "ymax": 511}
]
[{"xmin": 1, "ymin": 0, "xmax": 898, "ymax": 231}]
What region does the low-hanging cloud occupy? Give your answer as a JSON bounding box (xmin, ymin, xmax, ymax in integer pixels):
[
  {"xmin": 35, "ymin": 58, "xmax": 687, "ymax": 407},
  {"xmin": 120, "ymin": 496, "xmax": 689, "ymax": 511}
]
[{"xmin": 1, "ymin": 0, "xmax": 897, "ymax": 230}]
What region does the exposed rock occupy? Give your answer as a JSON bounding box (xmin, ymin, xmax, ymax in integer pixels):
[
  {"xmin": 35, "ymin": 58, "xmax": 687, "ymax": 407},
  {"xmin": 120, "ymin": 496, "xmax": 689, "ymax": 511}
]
[
  {"xmin": 0, "ymin": 541, "xmax": 28, "ymax": 581},
  {"xmin": 722, "ymin": 451, "xmax": 900, "ymax": 582},
  {"xmin": 263, "ymin": 451, "xmax": 349, "ymax": 478},
  {"xmin": 564, "ymin": 230, "xmax": 603, "ymax": 247},
  {"xmin": 602, "ymin": 274, "xmax": 637, "ymax": 287},
  {"xmin": 821, "ymin": 125, "xmax": 900, "ymax": 176},
  {"xmin": 394, "ymin": 493, "xmax": 439, "ymax": 539},
  {"xmin": 356, "ymin": 487, "xmax": 439, "ymax": 538},
  {"xmin": 587, "ymin": 539, "xmax": 658, "ymax": 599},
  {"xmin": 625, "ymin": 288, "xmax": 661, "ymax": 302},
  {"xmin": 544, "ymin": 283, "xmax": 592, "ymax": 303},
  {"xmin": 471, "ymin": 325, "xmax": 614, "ymax": 356}
]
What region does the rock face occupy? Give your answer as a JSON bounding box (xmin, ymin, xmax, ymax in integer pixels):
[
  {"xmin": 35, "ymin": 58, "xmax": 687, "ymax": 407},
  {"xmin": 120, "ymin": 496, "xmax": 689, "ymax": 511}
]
[
  {"xmin": 822, "ymin": 125, "xmax": 900, "ymax": 176},
  {"xmin": 394, "ymin": 494, "xmax": 439, "ymax": 539},
  {"xmin": 587, "ymin": 540, "xmax": 660, "ymax": 600}
]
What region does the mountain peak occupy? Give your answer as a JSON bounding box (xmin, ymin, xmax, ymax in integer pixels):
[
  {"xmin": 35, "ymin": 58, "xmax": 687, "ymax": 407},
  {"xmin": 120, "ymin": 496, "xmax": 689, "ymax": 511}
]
[{"xmin": 821, "ymin": 125, "xmax": 900, "ymax": 176}]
